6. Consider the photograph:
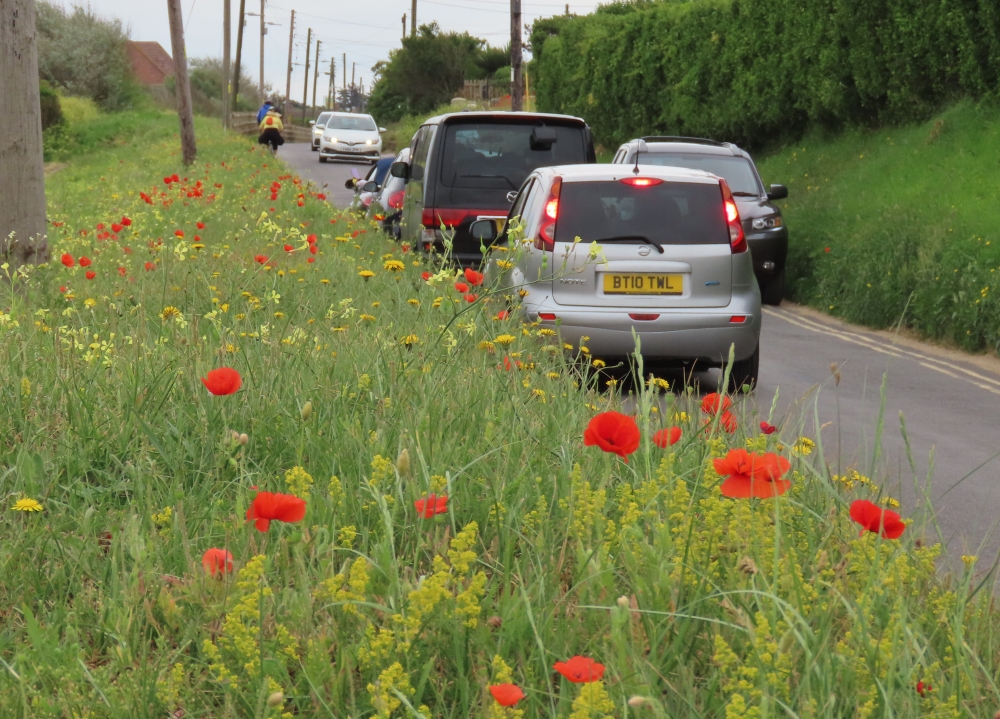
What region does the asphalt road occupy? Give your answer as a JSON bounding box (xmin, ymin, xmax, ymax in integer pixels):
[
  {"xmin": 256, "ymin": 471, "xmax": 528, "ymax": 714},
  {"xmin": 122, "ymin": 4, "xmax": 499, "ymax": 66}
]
[
  {"xmin": 282, "ymin": 143, "xmax": 1000, "ymax": 568},
  {"xmin": 278, "ymin": 141, "xmax": 386, "ymax": 207}
]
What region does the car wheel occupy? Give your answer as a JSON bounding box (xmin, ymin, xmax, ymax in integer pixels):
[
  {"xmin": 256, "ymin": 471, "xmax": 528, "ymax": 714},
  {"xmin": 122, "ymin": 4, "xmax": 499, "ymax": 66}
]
[
  {"xmin": 727, "ymin": 342, "xmax": 759, "ymax": 393},
  {"xmin": 319, "ymin": 156, "xmax": 327, "ymax": 163},
  {"xmin": 311, "ymin": 145, "xmax": 318, "ymax": 152},
  {"xmin": 759, "ymin": 268, "xmax": 785, "ymax": 306}
]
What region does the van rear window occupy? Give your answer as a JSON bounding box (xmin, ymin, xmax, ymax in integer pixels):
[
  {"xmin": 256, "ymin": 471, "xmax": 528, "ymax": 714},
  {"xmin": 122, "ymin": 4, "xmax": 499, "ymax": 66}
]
[
  {"xmin": 437, "ymin": 123, "xmax": 587, "ymax": 207},
  {"xmin": 554, "ymin": 180, "xmax": 728, "ymax": 245}
]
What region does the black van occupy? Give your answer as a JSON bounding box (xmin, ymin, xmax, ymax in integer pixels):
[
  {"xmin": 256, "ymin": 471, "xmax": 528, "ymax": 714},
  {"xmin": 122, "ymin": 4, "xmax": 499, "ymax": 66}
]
[{"xmin": 391, "ymin": 112, "xmax": 596, "ymax": 266}]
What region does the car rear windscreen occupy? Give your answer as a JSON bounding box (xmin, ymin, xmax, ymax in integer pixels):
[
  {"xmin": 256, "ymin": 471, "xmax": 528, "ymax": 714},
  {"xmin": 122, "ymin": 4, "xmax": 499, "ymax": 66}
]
[
  {"xmin": 555, "ymin": 180, "xmax": 728, "ymax": 245},
  {"xmin": 638, "ymin": 154, "xmax": 760, "ymax": 196},
  {"xmin": 438, "ymin": 123, "xmax": 587, "ymax": 207}
]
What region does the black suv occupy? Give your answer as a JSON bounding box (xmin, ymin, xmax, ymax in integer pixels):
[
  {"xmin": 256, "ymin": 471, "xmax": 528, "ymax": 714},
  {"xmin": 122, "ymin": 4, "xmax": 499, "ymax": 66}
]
[
  {"xmin": 391, "ymin": 111, "xmax": 597, "ymax": 267},
  {"xmin": 612, "ymin": 137, "xmax": 788, "ymax": 305}
]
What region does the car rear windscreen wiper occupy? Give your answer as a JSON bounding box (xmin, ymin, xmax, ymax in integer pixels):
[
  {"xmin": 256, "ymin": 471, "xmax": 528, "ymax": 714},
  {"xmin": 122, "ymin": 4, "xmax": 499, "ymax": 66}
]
[
  {"xmin": 731, "ymin": 191, "xmax": 758, "ymax": 197},
  {"xmin": 592, "ymin": 235, "xmax": 664, "ymax": 253}
]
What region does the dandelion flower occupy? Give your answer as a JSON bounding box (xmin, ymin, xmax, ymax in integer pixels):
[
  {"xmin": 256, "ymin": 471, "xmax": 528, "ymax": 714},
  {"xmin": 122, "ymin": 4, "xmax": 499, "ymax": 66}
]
[
  {"xmin": 383, "ymin": 260, "xmax": 405, "ymax": 272},
  {"xmin": 494, "ymin": 334, "xmax": 516, "ymax": 346},
  {"xmin": 12, "ymin": 497, "xmax": 43, "ymax": 512},
  {"xmin": 359, "ymin": 270, "xmax": 375, "ymax": 280}
]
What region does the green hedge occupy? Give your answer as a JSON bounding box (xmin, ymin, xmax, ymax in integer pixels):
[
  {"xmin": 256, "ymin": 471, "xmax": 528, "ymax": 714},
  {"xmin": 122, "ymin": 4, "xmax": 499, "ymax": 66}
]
[{"xmin": 532, "ymin": 0, "xmax": 1000, "ymax": 148}]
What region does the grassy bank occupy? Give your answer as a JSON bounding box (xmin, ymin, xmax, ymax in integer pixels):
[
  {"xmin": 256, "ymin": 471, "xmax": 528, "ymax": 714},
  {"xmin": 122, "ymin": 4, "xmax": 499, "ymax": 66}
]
[
  {"xmin": 0, "ymin": 110, "xmax": 997, "ymax": 717},
  {"xmin": 756, "ymin": 100, "xmax": 1000, "ymax": 353}
]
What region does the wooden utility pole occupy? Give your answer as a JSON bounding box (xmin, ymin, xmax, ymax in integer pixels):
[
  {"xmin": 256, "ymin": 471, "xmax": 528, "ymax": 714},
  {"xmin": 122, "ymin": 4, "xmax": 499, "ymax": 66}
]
[
  {"xmin": 222, "ymin": 0, "xmax": 231, "ymax": 127},
  {"xmin": 232, "ymin": 0, "xmax": 246, "ymax": 108},
  {"xmin": 327, "ymin": 57, "xmax": 335, "ymax": 108},
  {"xmin": 402, "ymin": 14, "xmax": 406, "ymax": 42},
  {"xmin": 0, "ymin": 0, "xmax": 48, "ymax": 266},
  {"xmin": 311, "ymin": 40, "xmax": 321, "ymax": 111},
  {"xmin": 167, "ymin": 0, "xmax": 197, "ymax": 165},
  {"xmin": 301, "ymin": 28, "xmax": 311, "ymax": 121},
  {"xmin": 258, "ymin": 0, "xmax": 265, "ymax": 101},
  {"xmin": 410, "ymin": 0, "xmax": 416, "ymax": 35},
  {"xmin": 351, "ymin": 62, "xmax": 356, "ymax": 111},
  {"xmin": 510, "ymin": 0, "xmax": 523, "ymax": 111},
  {"xmin": 284, "ymin": 9, "xmax": 295, "ymax": 113},
  {"xmin": 342, "ymin": 52, "xmax": 346, "ymax": 104}
]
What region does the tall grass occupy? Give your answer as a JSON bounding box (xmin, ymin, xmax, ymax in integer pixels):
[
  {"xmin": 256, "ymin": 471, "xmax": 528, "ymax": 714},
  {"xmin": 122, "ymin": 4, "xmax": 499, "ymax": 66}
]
[{"xmin": 1, "ymin": 111, "xmax": 998, "ymax": 718}]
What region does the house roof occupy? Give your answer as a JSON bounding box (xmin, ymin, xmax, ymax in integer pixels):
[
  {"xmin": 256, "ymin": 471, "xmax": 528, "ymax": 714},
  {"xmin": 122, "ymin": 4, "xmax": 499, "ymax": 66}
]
[{"xmin": 126, "ymin": 41, "xmax": 174, "ymax": 85}]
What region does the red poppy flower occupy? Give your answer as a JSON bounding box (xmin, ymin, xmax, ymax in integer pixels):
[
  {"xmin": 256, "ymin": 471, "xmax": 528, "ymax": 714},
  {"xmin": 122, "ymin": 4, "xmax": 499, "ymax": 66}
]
[
  {"xmin": 316, "ymin": 193, "xmax": 326, "ymax": 200},
  {"xmin": 850, "ymin": 499, "xmax": 906, "ymax": 539},
  {"xmin": 61, "ymin": 253, "xmax": 75, "ymax": 267},
  {"xmin": 85, "ymin": 270, "xmax": 96, "ymax": 280},
  {"xmin": 916, "ymin": 680, "xmax": 932, "ymax": 697},
  {"xmin": 760, "ymin": 421, "xmax": 776, "ymax": 435},
  {"xmin": 454, "ymin": 281, "xmax": 469, "ymax": 293},
  {"xmin": 421, "ymin": 272, "xmax": 431, "ymax": 281},
  {"xmin": 111, "ymin": 223, "xmax": 123, "ymax": 233},
  {"xmin": 464, "ymin": 268, "xmax": 484, "ymax": 286},
  {"xmin": 202, "ymin": 548, "xmax": 234, "ymax": 576},
  {"xmin": 414, "ymin": 493, "xmax": 448, "ymax": 518},
  {"xmin": 193, "ymin": 235, "xmax": 201, "ymax": 242},
  {"xmin": 553, "ymin": 656, "xmax": 605, "ymax": 684},
  {"xmin": 174, "ymin": 230, "xmax": 184, "ymax": 238},
  {"xmin": 719, "ymin": 411, "xmax": 737, "ymax": 434},
  {"xmin": 163, "ymin": 176, "xmax": 172, "ymax": 184},
  {"xmin": 145, "ymin": 262, "xmax": 156, "ymax": 271},
  {"xmin": 78, "ymin": 256, "xmax": 92, "ymax": 267},
  {"xmin": 121, "ymin": 217, "xmax": 132, "ymax": 227},
  {"xmin": 584, "ymin": 411, "xmax": 640, "ymax": 461},
  {"xmin": 246, "ymin": 491, "xmax": 307, "ymax": 532},
  {"xmin": 495, "ymin": 310, "xmax": 509, "ymax": 320},
  {"xmin": 254, "ymin": 254, "xmax": 267, "ymax": 264},
  {"xmin": 171, "ymin": 174, "xmax": 180, "ymax": 182},
  {"xmin": 297, "ymin": 200, "xmax": 305, "ymax": 207},
  {"xmin": 196, "ymin": 221, "xmax": 205, "ymax": 229},
  {"xmin": 463, "ymin": 293, "xmax": 478, "ymax": 303},
  {"xmin": 117, "ymin": 267, "xmax": 126, "ymax": 277},
  {"xmin": 714, "ymin": 449, "xmax": 791, "ymax": 499},
  {"xmin": 284, "ymin": 244, "xmax": 294, "ymax": 252},
  {"xmin": 96, "ymin": 223, "xmax": 105, "ymax": 230},
  {"xmin": 307, "ymin": 257, "xmax": 315, "ymax": 263},
  {"xmin": 59, "ymin": 285, "xmax": 67, "ymax": 293},
  {"xmin": 489, "ymin": 684, "xmax": 525, "ymax": 707},
  {"xmin": 701, "ymin": 392, "xmax": 732, "ymax": 416},
  {"xmin": 652, "ymin": 426, "xmax": 682, "ymax": 448},
  {"xmin": 307, "ymin": 233, "xmax": 317, "ymax": 244},
  {"xmin": 201, "ymin": 367, "xmax": 242, "ymax": 396},
  {"xmin": 309, "ymin": 244, "xmax": 317, "ymax": 255}
]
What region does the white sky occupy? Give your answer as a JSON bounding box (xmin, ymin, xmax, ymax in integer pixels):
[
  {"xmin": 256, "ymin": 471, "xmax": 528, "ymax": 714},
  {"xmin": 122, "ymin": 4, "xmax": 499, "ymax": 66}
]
[{"xmin": 54, "ymin": 0, "xmax": 604, "ymax": 101}]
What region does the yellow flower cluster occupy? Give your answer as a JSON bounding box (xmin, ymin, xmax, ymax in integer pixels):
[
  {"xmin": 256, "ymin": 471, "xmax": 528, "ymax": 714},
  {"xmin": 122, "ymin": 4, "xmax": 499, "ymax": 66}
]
[{"xmin": 284, "ymin": 466, "xmax": 313, "ymax": 499}]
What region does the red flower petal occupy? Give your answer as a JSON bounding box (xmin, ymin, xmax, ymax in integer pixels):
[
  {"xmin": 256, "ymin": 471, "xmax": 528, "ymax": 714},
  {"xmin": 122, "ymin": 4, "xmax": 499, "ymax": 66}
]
[
  {"xmin": 201, "ymin": 367, "xmax": 242, "ymax": 396},
  {"xmin": 201, "ymin": 548, "xmax": 233, "ymax": 576},
  {"xmin": 245, "ymin": 491, "xmax": 307, "ymax": 532},
  {"xmin": 583, "ymin": 411, "xmax": 640, "ymax": 461},
  {"xmin": 489, "ymin": 684, "xmax": 525, "ymax": 707},
  {"xmin": 553, "ymin": 656, "xmax": 605, "ymax": 683},
  {"xmin": 652, "ymin": 426, "xmax": 682, "ymax": 448}
]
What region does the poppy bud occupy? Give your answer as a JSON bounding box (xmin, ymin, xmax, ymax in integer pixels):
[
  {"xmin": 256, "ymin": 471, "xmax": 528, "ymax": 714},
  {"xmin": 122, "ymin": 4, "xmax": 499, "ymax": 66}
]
[
  {"xmin": 231, "ymin": 430, "xmax": 240, "ymax": 443},
  {"xmin": 616, "ymin": 595, "xmax": 630, "ymax": 609},
  {"xmin": 228, "ymin": 457, "xmax": 238, "ymax": 469},
  {"xmin": 288, "ymin": 531, "xmax": 303, "ymax": 544},
  {"xmin": 266, "ymin": 691, "xmax": 284, "ymax": 707},
  {"xmin": 239, "ymin": 433, "xmax": 249, "ymax": 445},
  {"xmin": 300, "ymin": 401, "xmax": 313, "ymax": 421},
  {"xmin": 396, "ymin": 448, "xmax": 410, "ymax": 476},
  {"xmin": 628, "ymin": 696, "xmax": 651, "ymax": 708}
]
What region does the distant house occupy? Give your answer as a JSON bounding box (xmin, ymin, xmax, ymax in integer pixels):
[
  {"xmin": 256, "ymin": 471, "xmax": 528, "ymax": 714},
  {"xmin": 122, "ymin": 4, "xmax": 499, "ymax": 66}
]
[{"xmin": 126, "ymin": 41, "xmax": 173, "ymax": 86}]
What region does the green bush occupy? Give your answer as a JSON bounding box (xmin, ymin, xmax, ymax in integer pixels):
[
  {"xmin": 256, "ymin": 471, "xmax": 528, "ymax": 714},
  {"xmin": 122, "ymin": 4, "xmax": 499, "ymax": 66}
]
[
  {"xmin": 531, "ymin": 0, "xmax": 1000, "ymax": 148},
  {"xmin": 38, "ymin": 80, "xmax": 64, "ymax": 130}
]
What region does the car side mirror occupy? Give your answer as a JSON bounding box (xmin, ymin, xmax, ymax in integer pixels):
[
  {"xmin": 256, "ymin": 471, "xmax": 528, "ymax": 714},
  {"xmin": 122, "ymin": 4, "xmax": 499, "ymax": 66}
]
[
  {"xmin": 379, "ymin": 127, "xmax": 387, "ymax": 133},
  {"xmin": 316, "ymin": 124, "xmax": 325, "ymax": 130},
  {"xmin": 309, "ymin": 120, "xmax": 316, "ymax": 126},
  {"xmin": 390, "ymin": 161, "xmax": 409, "ymax": 179},
  {"xmin": 344, "ymin": 178, "xmax": 357, "ymax": 190},
  {"xmin": 767, "ymin": 184, "xmax": 788, "ymax": 200},
  {"xmin": 362, "ymin": 181, "xmax": 379, "ymax": 193},
  {"xmin": 469, "ymin": 219, "xmax": 498, "ymax": 243}
]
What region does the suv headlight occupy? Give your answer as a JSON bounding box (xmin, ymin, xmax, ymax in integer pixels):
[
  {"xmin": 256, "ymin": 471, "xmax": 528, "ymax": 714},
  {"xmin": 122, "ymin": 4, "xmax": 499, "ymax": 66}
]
[
  {"xmin": 752, "ymin": 215, "xmax": 783, "ymax": 230},
  {"xmin": 365, "ymin": 139, "xmax": 374, "ymax": 145}
]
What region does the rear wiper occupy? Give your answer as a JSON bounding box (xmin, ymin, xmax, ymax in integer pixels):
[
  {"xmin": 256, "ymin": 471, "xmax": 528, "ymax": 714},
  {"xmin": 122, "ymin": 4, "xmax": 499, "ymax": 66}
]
[
  {"xmin": 592, "ymin": 235, "xmax": 664, "ymax": 253},
  {"xmin": 731, "ymin": 191, "xmax": 758, "ymax": 197}
]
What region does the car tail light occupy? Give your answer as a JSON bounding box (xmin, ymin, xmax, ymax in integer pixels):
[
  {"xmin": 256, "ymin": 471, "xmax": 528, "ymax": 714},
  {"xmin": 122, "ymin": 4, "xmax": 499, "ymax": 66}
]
[
  {"xmin": 720, "ymin": 180, "xmax": 747, "ymax": 253},
  {"xmin": 629, "ymin": 313, "xmax": 660, "ymax": 321},
  {"xmin": 538, "ymin": 312, "xmax": 557, "ymax": 320},
  {"xmin": 387, "ymin": 190, "xmax": 404, "ymax": 209},
  {"xmin": 619, "ymin": 177, "xmax": 663, "ymax": 187},
  {"xmin": 729, "ymin": 315, "xmax": 748, "ymax": 324},
  {"xmin": 534, "ymin": 177, "xmax": 562, "ymax": 251}
]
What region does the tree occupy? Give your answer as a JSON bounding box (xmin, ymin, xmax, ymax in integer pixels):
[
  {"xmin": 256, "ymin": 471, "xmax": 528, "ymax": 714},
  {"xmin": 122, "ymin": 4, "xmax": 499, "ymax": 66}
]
[{"xmin": 1, "ymin": 0, "xmax": 49, "ymax": 267}]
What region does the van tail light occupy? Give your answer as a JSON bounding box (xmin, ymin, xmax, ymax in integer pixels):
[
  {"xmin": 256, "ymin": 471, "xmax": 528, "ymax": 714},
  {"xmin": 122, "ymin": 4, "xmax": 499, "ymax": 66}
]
[
  {"xmin": 619, "ymin": 177, "xmax": 663, "ymax": 187},
  {"xmin": 387, "ymin": 190, "xmax": 405, "ymax": 209},
  {"xmin": 534, "ymin": 177, "xmax": 563, "ymax": 251},
  {"xmin": 729, "ymin": 315, "xmax": 748, "ymax": 324},
  {"xmin": 720, "ymin": 179, "xmax": 747, "ymax": 253},
  {"xmin": 538, "ymin": 312, "xmax": 557, "ymax": 320},
  {"xmin": 629, "ymin": 313, "xmax": 660, "ymax": 321}
]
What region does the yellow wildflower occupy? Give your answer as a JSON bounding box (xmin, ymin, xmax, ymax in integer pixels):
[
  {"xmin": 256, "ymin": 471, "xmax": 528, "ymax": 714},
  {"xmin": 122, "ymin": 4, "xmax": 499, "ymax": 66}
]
[{"xmin": 11, "ymin": 497, "xmax": 43, "ymax": 512}]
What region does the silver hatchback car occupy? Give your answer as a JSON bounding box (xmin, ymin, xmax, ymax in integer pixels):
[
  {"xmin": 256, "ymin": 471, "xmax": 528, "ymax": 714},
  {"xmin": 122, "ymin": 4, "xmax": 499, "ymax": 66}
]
[{"xmin": 477, "ymin": 164, "xmax": 762, "ymax": 389}]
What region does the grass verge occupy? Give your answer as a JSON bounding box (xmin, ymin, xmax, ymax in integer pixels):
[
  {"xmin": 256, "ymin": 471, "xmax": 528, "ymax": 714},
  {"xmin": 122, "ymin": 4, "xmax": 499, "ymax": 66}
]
[
  {"xmin": 0, "ymin": 110, "xmax": 997, "ymax": 717},
  {"xmin": 756, "ymin": 100, "xmax": 1000, "ymax": 353}
]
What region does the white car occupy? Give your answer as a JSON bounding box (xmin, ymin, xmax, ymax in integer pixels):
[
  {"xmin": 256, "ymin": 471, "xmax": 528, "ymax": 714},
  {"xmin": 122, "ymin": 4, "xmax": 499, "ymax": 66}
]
[
  {"xmin": 309, "ymin": 112, "xmax": 334, "ymax": 151},
  {"xmin": 318, "ymin": 113, "xmax": 385, "ymax": 164}
]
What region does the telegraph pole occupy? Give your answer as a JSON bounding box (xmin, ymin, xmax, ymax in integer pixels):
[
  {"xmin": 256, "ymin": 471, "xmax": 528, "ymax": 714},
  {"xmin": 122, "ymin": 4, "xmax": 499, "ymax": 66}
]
[
  {"xmin": 410, "ymin": 0, "xmax": 416, "ymax": 35},
  {"xmin": 258, "ymin": 0, "xmax": 265, "ymax": 101},
  {"xmin": 327, "ymin": 57, "xmax": 335, "ymax": 108},
  {"xmin": 166, "ymin": 0, "xmax": 197, "ymax": 164},
  {"xmin": 311, "ymin": 40, "xmax": 321, "ymax": 111},
  {"xmin": 284, "ymin": 9, "xmax": 295, "ymax": 113},
  {"xmin": 301, "ymin": 28, "xmax": 311, "ymax": 121},
  {"xmin": 402, "ymin": 14, "xmax": 406, "ymax": 42},
  {"xmin": 222, "ymin": 0, "xmax": 231, "ymax": 127},
  {"xmin": 1, "ymin": 0, "xmax": 48, "ymax": 266},
  {"xmin": 232, "ymin": 0, "xmax": 246, "ymax": 107},
  {"xmin": 510, "ymin": 0, "xmax": 523, "ymax": 111},
  {"xmin": 351, "ymin": 61, "xmax": 356, "ymax": 111}
]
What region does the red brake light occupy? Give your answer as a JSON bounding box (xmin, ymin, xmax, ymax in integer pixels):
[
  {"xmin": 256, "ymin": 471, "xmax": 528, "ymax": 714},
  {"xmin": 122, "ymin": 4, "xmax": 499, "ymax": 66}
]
[
  {"xmin": 629, "ymin": 313, "xmax": 660, "ymax": 321},
  {"xmin": 720, "ymin": 180, "xmax": 747, "ymax": 253},
  {"xmin": 619, "ymin": 177, "xmax": 663, "ymax": 187},
  {"xmin": 538, "ymin": 312, "xmax": 557, "ymax": 320},
  {"xmin": 535, "ymin": 177, "xmax": 562, "ymax": 252},
  {"xmin": 387, "ymin": 190, "xmax": 404, "ymax": 209},
  {"xmin": 729, "ymin": 315, "xmax": 748, "ymax": 324}
]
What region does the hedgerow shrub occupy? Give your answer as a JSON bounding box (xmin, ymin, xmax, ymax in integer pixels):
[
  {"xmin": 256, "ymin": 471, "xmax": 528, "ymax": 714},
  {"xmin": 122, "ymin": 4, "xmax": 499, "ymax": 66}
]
[{"xmin": 531, "ymin": 0, "xmax": 1000, "ymax": 148}]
